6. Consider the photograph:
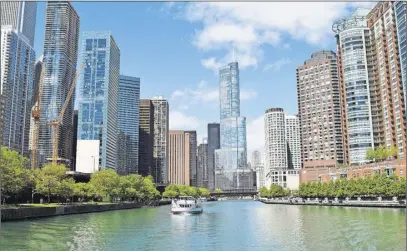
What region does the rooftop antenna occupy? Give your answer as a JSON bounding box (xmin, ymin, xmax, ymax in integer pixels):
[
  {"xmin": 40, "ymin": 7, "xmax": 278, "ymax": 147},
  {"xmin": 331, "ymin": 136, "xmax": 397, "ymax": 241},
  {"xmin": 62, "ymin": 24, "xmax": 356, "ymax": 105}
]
[{"xmin": 232, "ymin": 46, "xmax": 236, "ymax": 63}]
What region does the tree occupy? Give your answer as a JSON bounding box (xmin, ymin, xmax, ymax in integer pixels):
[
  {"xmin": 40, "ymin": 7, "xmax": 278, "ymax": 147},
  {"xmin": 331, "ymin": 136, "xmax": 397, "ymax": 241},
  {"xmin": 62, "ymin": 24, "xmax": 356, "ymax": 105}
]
[
  {"xmin": 213, "ymin": 188, "xmax": 223, "ymax": 194},
  {"xmin": 198, "ymin": 187, "xmax": 210, "ymax": 197},
  {"xmin": 89, "ymin": 169, "xmax": 120, "ymax": 201},
  {"xmin": 388, "ymin": 145, "xmax": 398, "ymax": 159},
  {"xmin": 34, "ymin": 163, "xmax": 69, "ymax": 203},
  {"xmin": 74, "ymin": 182, "xmax": 95, "ymax": 202},
  {"xmin": 55, "ymin": 178, "xmax": 75, "ymax": 203},
  {"xmin": 366, "ymin": 147, "xmax": 376, "ymax": 162},
  {"xmin": 0, "ymin": 147, "xmax": 31, "ymax": 201},
  {"xmin": 162, "ymin": 190, "xmax": 178, "ymax": 198},
  {"xmin": 375, "ymin": 145, "xmax": 388, "ymax": 162}
]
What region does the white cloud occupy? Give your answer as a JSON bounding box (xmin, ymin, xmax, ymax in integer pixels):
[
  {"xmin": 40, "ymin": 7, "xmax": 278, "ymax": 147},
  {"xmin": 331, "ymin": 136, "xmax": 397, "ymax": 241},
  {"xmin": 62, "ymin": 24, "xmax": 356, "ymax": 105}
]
[
  {"xmin": 169, "ymin": 110, "xmax": 200, "ymax": 129},
  {"xmin": 246, "ymin": 115, "xmax": 265, "ymax": 158},
  {"xmin": 168, "ymin": 2, "xmax": 376, "ymax": 71},
  {"xmin": 170, "ymin": 80, "xmax": 257, "ymax": 110},
  {"xmin": 263, "ymin": 58, "xmax": 292, "ymax": 72}
]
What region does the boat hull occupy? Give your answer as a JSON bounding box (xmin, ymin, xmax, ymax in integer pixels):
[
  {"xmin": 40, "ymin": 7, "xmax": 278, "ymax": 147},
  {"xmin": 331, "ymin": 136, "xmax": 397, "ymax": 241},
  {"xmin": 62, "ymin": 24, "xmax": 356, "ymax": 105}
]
[{"xmin": 171, "ymin": 208, "xmax": 203, "ymax": 214}]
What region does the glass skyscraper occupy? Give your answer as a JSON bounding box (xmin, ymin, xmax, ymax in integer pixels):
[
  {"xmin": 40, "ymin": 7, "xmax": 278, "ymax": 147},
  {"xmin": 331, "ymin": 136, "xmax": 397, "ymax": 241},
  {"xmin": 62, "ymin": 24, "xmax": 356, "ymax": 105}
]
[
  {"xmin": 39, "ymin": 2, "xmax": 79, "ymax": 165},
  {"xmin": 394, "ymin": 1, "xmax": 406, "ymax": 114},
  {"xmin": 215, "ymin": 62, "xmax": 253, "ymax": 192},
  {"xmin": 77, "ymin": 31, "xmax": 120, "ymax": 170},
  {"xmin": 117, "ymin": 75, "xmax": 140, "ymax": 175},
  {"xmin": 1, "ymin": 26, "xmax": 35, "ymax": 156},
  {"xmin": 207, "ymin": 123, "xmax": 220, "ymax": 191}
]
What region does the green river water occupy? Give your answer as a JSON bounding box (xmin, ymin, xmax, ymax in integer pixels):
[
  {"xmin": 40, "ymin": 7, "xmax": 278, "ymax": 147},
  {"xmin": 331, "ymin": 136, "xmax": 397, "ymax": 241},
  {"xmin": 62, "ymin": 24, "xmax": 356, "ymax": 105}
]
[{"xmin": 1, "ymin": 200, "xmax": 405, "ymax": 251}]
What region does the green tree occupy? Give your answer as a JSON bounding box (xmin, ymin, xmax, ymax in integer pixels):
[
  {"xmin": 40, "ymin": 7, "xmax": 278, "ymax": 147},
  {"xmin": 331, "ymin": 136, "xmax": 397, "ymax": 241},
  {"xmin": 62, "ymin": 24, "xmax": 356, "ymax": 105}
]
[
  {"xmin": 0, "ymin": 147, "xmax": 31, "ymax": 201},
  {"xmin": 366, "ymin": 147, "xmax": 376, "ymax": 162},
  {"xmin": 388, "ymin": 145, "xmax": 398, "ymax": 159},
  {"xmin": 34, "ymin": 163, "xmax": 69, "ymax": 203},
  {"xmin": 213, "ymin": 188, "xmax": 223, "ymax": 194},
  {"xmin": 375, "ymin": 145, "xmax": 388, "ymax": 162},
  {"xmin": 198, "ymin": 187, "xmax": 210, "ymax": 197},
  {"xmin": 89, "ymin": 169, "xmax": 120, "ymax": 201},
  {"xmin": 74, "ymin": 182, "xmax": 95, "ymax": 202},
  {"xmin": 55, "ymin": 178, "xmax": 75, "ymax": 203}
]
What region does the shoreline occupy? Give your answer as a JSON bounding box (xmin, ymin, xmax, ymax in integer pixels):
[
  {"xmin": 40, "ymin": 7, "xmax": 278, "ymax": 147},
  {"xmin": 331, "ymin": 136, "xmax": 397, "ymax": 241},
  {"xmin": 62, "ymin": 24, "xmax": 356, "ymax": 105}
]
[
  {"xmin": 257, "ymin": 198, "xmax": 406, "ymax": 209},
  {"xmin": 1, "ymin": 200, "xmax": 172, "ymax": 222}
]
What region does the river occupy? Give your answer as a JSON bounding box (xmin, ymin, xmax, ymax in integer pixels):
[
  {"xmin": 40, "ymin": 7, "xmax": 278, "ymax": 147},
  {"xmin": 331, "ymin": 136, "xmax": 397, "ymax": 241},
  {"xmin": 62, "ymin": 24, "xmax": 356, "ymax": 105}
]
[{"xmin": 1, "ymin": 200, "xmax": 405, "ymax": 251}]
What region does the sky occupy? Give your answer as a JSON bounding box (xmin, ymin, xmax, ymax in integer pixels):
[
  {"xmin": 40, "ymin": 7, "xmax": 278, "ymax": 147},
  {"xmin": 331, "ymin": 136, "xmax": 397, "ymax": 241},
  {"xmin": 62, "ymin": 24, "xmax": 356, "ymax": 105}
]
[{"xmin": 33, "ymin": 2, "xmax": 375, "ymax": 158}]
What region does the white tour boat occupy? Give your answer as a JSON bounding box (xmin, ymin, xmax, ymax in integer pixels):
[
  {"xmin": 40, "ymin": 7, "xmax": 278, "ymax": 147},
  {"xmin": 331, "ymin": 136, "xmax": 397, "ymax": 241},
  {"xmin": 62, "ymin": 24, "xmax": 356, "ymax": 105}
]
[{"xmin": 171, "ymin": 196, "xmax": 203, "ymax": 214}]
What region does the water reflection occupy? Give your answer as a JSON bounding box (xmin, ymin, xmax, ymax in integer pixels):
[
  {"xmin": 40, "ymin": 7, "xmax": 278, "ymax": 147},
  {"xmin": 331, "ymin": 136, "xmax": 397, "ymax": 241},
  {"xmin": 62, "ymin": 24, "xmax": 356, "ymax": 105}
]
[{"xmin": 1, "ymin": 202, "xmax": 405, "ymax": 251}]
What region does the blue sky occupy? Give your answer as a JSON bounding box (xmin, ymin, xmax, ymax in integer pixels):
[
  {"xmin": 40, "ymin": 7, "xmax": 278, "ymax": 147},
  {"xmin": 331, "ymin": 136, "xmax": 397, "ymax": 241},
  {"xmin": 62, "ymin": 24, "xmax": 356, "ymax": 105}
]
[{"xmin": 33, "ymin": 2, "xmax": 375, "ymax": 156}]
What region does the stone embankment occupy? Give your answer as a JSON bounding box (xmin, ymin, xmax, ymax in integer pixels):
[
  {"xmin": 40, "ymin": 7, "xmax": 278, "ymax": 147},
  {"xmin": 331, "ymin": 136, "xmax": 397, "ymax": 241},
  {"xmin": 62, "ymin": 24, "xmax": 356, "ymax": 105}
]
[
  {"xmin": 258, "ymin": 197, "xmax": 406, "ymax": 208},
  {"xmin": 1, "ymin": 200, "xmax": 171, "ymax": 222}
]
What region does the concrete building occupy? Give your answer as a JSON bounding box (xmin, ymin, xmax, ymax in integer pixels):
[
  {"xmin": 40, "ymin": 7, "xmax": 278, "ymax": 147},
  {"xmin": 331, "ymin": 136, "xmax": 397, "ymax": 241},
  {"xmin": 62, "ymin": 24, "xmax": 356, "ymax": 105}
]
[
  {"xmin": 296, "ymin": 51, "xmax": 343, "ymax": 168},
  {"xmin": 39, "ymin": 2, "xmax": 80, "ymax": 165},
  {"xmin": 185, "ymin": 131, "xmax": 197, "ymax": 186},
  {"xmin": 1, "ymin": 26, "xmax": 35, "ymax": 156},
  {"xmin": 168, "ymin": 130, "xmax": 191, "ymax": 186},
  {"xmin": 207, "ymin": 123, "xmax": 220, "ymax": 191},
  {"xmin": 333, "ymin": 8, "xmax": 375, "ymax": 165},
  {"xmin": 152, "ymin": 96, "xmax": 169, "ymax": 184},
  {"xmin": 29, "ymin": 57, "xmax": 43, "ymax": 151},
  {"xmin": 252, "ymin": 150, "xmax": 265, "ymax": 190},
  {"xmin": 367, "ymin": 2, "xmax": 406, "ymax": 159},
  {"xmin": 117, "ymin": 75, "xmax": 140, "ymax": 175},
  {"xmin": 1, "ymin": 1, "xmax": 37, "ymax": 46},
  {"xmin": 138, "ymin": 99, "xmax": 154, "ymax": 177},
  {"xmin": 77, "ymin": 31, "xmax": 120, "ymax": 170},
  {"xmin": 215, "ymin": 62, "xmax": 254, "ymax": 192},
  {"xmin": 72, "ymin": 110, "xmax": 78, "ymax": 171},
  {"xmin": 264, "ymin": 108, "xmax": 301, "ymax": 190},
  {"xmin": 197, "ymin": 140, "xmax": 208, "ymax": 188}
]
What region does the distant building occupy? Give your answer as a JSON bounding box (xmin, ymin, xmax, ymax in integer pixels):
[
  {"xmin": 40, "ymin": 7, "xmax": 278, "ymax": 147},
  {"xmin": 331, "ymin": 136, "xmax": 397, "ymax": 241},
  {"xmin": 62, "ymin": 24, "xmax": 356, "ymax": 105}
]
[
  {"xmin": 39, "ymin": 2, "xmax": 80, "ymax": 165},
  {"xmin": 252, "ymin": 150, "xmax": 265, "ymax": 190},
  {"xmin": 1, "ymin": 26, "xmax": 35, "ymax": 156},
  {"xmin": 207, "ymin": 123, "xmax": 220, "ymax": 191},
  {"xmin": 285, "ymin": 115, "xmax": 301, "ymax": 170},
  {"xmin": 1, "ymin": 1, "xmax": 37, "ymax": 46},
  {"xmin": 394, "ymin": 2, "xmax": 406, "ymax": 114},
  {"xmin": 168, "ymin": 130, "xmax": 192, "ymax": 185},
  {"xmin": 197, "ymin": 140, "xmax": 208, "ymax": 188},
  {"xmin": 77, "ymin": 31, "xmax": 120, "ymax": 170},
  {"xmin": 264, "ymin": 108, "xmax": 287, "ymax": 172},
  {"xmin": 72, "ymin": 110, "xmax": 78, "ymax": 171},
  {"xmin": 28, "ymin": 57, "xmax": 43, "ymax": 151},
  {"xmin": 138, "ymin": 99, "xmax": 154, "ymax": 176},
  {"xmin": 185, "ymin": 130, "xmax": 197, "ymax": 186},
  {"xmin": 117, "ymin": 75, "xmax": 140, "ymax": 175},
  {"xmin": 215, "ymin": 62, "xmax": 254, "ymax": 192},
  {"xmin": 151, "ymin": 96, "xmax": 169, "ymax": 184}
]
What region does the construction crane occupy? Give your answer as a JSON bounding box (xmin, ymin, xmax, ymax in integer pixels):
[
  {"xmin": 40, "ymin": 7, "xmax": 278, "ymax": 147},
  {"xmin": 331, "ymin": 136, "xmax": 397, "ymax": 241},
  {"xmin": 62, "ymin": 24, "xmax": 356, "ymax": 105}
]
[
  {"xmin": 31, "ymin": 64, "xmax": 45, "ymax": 170},
  {"xmin": 49, "ymin": 65, "xmax": 82, "ymax": 164}
]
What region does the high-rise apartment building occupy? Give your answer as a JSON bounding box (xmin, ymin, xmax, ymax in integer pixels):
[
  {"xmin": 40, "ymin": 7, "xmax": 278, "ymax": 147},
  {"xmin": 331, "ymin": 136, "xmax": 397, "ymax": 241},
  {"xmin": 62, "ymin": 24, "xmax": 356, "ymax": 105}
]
[
  {"xmin": 1, "ymin": 26, "xmax": 35, "ymax": 155},
  {"xmin": 152, "ymin": 96, "xmax": 169, "ymax": 184},
  {"xmin": 168, "ymin": 130, "xmax": 191, "ymax": 185},
  {"xmin": 215, "ymin": 62, "xmax": 254, "ymax": 192},
  {"xmin": 264, "ymin": 108, "xmax": 301, "ymax": 190},
  {"xmin": 394, "ymin": 2, "xmax": 406, "ymax": 113},
  {"xmin": 285, "ymin": 115, "xmax": 301, "ymax": 170},
  {"xmin": 77, "ymin": 31, "xmax": 120, "ymax": 170},
  {"xmin": 264, "ymin": 108, "xmax": 287, "ymax": 171},
  {"xmin": 72, "ymin": 110, "xmax": 78, "ymax": 171},
  {"xmin": 186, "ymin": 130, "xmax": 197, "ymax": 186},
  {"xmin": 197, "ymin": 140, "xmax": 208, "ymax": 188},
  {"xmin": 333, "ymin": 8, "xmax": 375, "ymax": 164},
  {"xmin": 296, "ymin": 51, "xmax": 343, "ymax": 168},
  {"xmin": 367, "ymin": 2, "xmax": 406, "ymax": 159},
  {"xmin": 207, "ymin": 123, "xmax": 220, "ymax": 191},
  {"xmin": 39, "ymin": 2, "xmax": 79, "ymax": 165},
  {"xmin": 251, "ymin": 150, "xmax": 265, "ymax": 190},
  {"xmin": 117, "ymin": 75, "xmax": 140, "ymax": 175},
  {"xmin": 1, "ymin": 1, "xmax": 37, "ymax": 46},
  {"xmin": 138, "ymin": 99, "xmax": 154, "ymax": 177}
]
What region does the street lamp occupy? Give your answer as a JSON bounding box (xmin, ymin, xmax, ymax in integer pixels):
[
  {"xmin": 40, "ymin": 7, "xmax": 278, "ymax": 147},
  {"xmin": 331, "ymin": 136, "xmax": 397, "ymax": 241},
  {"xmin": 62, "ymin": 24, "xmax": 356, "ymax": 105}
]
[{"xmin": 91, "ymin": 155, "xmax": 97, "ymax": 173}]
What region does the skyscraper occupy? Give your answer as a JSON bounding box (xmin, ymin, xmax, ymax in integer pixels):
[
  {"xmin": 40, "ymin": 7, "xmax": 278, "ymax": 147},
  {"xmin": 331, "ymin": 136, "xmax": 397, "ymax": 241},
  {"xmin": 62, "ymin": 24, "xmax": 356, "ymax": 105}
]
[
  {"xmin": 39, "ymin": 2, "xmax": 79, "ymax": 165},
  {"xmin": 264, "ymin": 108, "xmax": 287, "ymax": 171},
  {"xmin": 29, "ymin": 57, "xmax": 43, "ymax": 151},
  {"xmin": 207, "ymin": 123, "xmax": 220, "ymax": 191},
  {"xmin": 296, "ymin": 51, "xmax": 343, "ymax": 168},
  {"xmin": 197, "ymin": 140, "xmax": 208, "ymax": 188},
  {"xmin": 285, "ymin": 115, "xmax": 301, "ymax": 170},
  {"xmin": 72, "ymin": 110, "xmax": 78, "ymax": 171},
  {"xmin": 333, "ymin": 8, "xmax": 375, "ymax": 164},
  {"xmin": 77, "ymin": 31, "xmax": 120, "ymax": 170},
  {"xmin": 1, "ymin": 26, "xmax": 35, "ymax": 155},
  {"xmin": 251, "ymin": 150, "xmax": 265, "ymax": 190},
  {"xmin": 117, "ymin": 75, "xmax": 140, "ymax": 175},
  {"xmin": 394, "ymin": 2, "xmax": 406, "ymax": 114},
  {"xmin": 215, "ymin": 62, "xmax": 253, "ymax": 192},
  {"xmin": 152, "ymin": 96, "xmax": 169, "ymax": 184},
  {"xmin": 168, "ymin": 130, "xmax": 191, "ymax": 185},
  {"xmin": 185, "ymin": 130, "xmax": 197, "ymax": 186},
  {"xmin": 1, "ymin": 1, "xmax": 37, "ymax": 46},
  {"xmin": 138, "ymin": 99, "xmax": 154, "ymax": 176}
]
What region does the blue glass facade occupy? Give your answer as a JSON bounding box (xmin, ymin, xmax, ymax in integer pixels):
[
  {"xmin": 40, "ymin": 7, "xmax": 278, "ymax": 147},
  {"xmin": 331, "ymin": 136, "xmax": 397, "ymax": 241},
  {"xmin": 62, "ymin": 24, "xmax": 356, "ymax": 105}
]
[
  {"xmin": 117, "ymin": 75, "xmax": 140, "ymax": 175},
  {"xmin": 394, "ymin": 1, "xmax": 406, "ymax": 112},
  {"xmin": 77, "ymin": 31, "xmax": 120, "ymax": 170},
  {"xmin": 215, "ymin": 62, "xmax": 253, "ymax": 192}
]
